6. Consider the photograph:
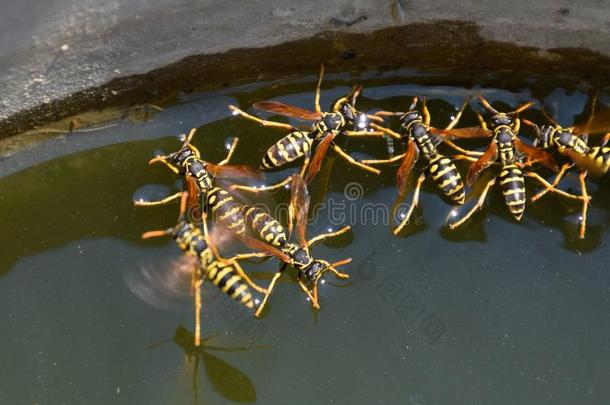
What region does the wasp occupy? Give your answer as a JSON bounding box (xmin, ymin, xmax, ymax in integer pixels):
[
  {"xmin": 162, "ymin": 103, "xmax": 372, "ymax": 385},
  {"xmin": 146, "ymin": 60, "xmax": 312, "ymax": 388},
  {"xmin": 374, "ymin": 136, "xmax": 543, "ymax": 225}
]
[
  {"xmin": 361, "ymin": 96, "xmax": 487, "ymax": 234},
  {"xmin": 448, "ymin": 96, "xmax": 586, "ymax": 229},
  {"xmin": 141, "ymin": 192, "xmax": 267, "ymax": 346},
  {"xmin": 521, "ymin": 102, "xmax": 609, "ymax": 238},
  {"xmin": 228, "ymin": 65, "xmax": 393, "ymax": 192},
  {"xmin": 134, "ymin": 128, "xmax": 261, "ymax": 234},
  {"xmin": 229, "ymin": 175, "xmax": 352, "ymax": 317}
]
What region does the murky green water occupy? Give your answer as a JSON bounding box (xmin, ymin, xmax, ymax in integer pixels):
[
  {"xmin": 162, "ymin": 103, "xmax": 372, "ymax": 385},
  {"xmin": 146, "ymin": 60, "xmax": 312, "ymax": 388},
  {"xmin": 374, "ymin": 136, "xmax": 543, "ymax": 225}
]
[{"xmin": 1, "ymin": 70, "xmax": 610, "ymax": 404}]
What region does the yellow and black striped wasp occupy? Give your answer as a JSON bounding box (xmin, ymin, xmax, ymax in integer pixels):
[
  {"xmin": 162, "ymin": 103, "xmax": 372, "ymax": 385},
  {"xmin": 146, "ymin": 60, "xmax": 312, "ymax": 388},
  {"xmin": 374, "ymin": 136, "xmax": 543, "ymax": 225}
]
[
  {"xmin": 140, "ymin": 192, "xmax": 267, "ymax": 346},
  {"xmin": 229, "ymin": 174, "xmax": 352, "ymax": 317},
  {"xmin": 229, "ymin": 65, "xmax": 393, "ymax": 191},
  {"xmin": 448, "ymin": 95, "xmax": 584, "ymax": 229},
  {"xmin": 361, "ymin": 96, "xmax": 486, "ymax": 234},
  {"xmin": 521, "ymin": 99, "xmax": 610, "ymax": 238},
  {"xmin": 134, "ymin": 128, "xmax": 261, "ymax": 233}
]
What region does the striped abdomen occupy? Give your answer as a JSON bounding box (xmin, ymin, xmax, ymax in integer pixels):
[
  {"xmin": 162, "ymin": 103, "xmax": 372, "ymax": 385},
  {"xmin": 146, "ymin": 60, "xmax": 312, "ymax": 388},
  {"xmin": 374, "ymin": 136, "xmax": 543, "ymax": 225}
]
[
  {"xmin": 205, "ymin": 187, "xmax": 245, "ymax": 235},
  {"xmin": 261, "ymin": 131, "xmax": 312, "ymax": 169},
  {"xmin": 499, "ymin": 164, "xmax": 526, "ymax": 220},
  {"xmin": 427, "ymin": 154, "xmax": 465, "ymax": 204},
  {"xmin": 585, "ymin": 146, "xmax": 610, "ymax": 173},
  {"xmin": 242, "ymin": 206, "xmax": 287, "ymax": 247},
  {"xmin": 206, "ymin": 260, "xmax": 255, "ymax": 308}
]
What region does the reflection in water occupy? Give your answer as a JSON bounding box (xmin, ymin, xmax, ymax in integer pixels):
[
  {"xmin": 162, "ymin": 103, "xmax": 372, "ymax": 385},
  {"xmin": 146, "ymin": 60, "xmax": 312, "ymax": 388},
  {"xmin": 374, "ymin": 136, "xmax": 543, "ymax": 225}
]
[{"xmin": 151, "ymin": 326, "xmax": 263, "ymax": 404}]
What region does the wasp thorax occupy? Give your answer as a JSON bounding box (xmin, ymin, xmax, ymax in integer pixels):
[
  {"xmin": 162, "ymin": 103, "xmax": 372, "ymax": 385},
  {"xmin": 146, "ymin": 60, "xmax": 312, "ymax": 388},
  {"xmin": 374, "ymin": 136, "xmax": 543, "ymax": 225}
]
[
  {"xmin": 321, "ymin": 113, "xmax": 343, "ymax": 132},
  {"xmin": 497, "ymin": 128, "xmax": 514, "ymax": 143},
  {"xmin": 536, "ymin": 126, "xmax": 554, "ymax": 148},
  {"xmin": 558, "ymin": 130, "xmax": 573, "ymax": 146},
  {"xmin": 400, "ymin": 111, "xmax": 422, "ymax": 129},
  {"xmin": 304, "ymin": 261, "xmax": 326, "ymax": 281},
  {"xmin": 292, "ymin": 247, "xmax": 312, "ymax": 267},
  {"xmin": 490, "ymin": 114, "xmax": 514, "ymax": 128}
]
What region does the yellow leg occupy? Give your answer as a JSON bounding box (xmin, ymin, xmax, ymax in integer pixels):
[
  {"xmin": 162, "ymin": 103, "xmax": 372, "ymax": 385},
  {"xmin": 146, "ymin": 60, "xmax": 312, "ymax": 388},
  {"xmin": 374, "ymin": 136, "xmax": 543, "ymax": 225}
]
[
  {"xmin": 332, "ymin": 144, "xmax": 381, "ymax": 175},
  {"xmin": 133, "ymin": 191, "xmax": 183, "ymax": 206},
  {"xmin": 230, "ymin": 260, "xmax": 267, "ymax": 294},
  {"xmin": 531, "ymin": 163, "xmax": 571, "ymax": 201},
  {"xmin": 448, "ymin": 178, "xmax": 496, "ymax": 230},
  {"xmin": 362, "ymin": 153, "xmax": 406, "ymax": 165},
  {"xmin": 217, "ymin": 137, "xmax": 239, "ymax": 165},
  {"xmin": 194, "ymin": 277, "xmax": 203, "ymax": 347},
  {"xmin": 601, "ymin": 132, "xmax": 610, "ymax": 147},
  {"xmin": 393, "ymin": 173, "xmax": 426, "ymax": 235},
  {"xmin": 525, "ymin": 172, "xmax": 589, "ymax": 201},
  {"xmin": 228, "ymin": 105, "xmax": 294, "ymax": 131},
  {"xmin": 307, "ymin": 225, "xmax": 351, "ymax": 247},
  {"xmin": 298, "ymin": 280, "xmax": 320, "ymax": 310},
  {"xmin": 344, "ymin": 130, "xmax": 386, "ymax": 137},
  {"xmin": 578, "ymin": 171, "xmax": 589, "ymax": 239},
  {"xmin": 369, "ymin": 123, "xmax": 402, "ymax": 140},
  {"xmin": 443, "ymin": 140, "xmax": 484, "ymax": 157},
  {"xmin": 254, "ymin": 270, "xmax": 283, "ymax": 317},
  {"xmin": 299, "ymin": 155, "xmax": 311, "ymax": 178},
  {"xmin": 453, "ymin": 154, "xmax": 488, "ymax": 164},
  {"xmin": 231, "ymin": 175, "xmax": 293, "ymax": 193},
  {"xmin": 149, "ymin": 156, "xmax": 181, "ymax": 174},
  {"xmin": 315, "ymin": 65, "xmax": 324, "ymax": 113},
  {"xmin": 231, "ymin": 252, "xmax": 273, "ymax": 261}
]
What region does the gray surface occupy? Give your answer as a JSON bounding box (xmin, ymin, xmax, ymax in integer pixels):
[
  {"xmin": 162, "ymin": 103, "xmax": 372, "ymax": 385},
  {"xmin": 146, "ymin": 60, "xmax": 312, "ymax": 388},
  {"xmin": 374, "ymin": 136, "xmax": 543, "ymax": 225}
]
[{"xmin": 1, "ymin": 0, "xmax": 610, "ymax": 120}]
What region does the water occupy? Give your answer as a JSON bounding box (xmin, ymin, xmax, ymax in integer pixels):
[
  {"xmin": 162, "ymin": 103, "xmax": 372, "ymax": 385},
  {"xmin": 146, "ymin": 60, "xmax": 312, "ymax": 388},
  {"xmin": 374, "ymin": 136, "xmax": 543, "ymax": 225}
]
[{"xmin": 1, "ymin": 70, "xmax": 609, "ymax": 404}]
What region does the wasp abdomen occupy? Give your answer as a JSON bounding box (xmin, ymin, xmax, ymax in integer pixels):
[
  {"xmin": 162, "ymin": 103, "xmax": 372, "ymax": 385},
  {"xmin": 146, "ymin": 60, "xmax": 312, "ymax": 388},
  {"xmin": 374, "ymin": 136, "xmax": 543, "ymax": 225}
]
[
  {"xmin": 261, "ymin": 131, "xmax": 312, "ymax": 169},
  {"xmin": 499, "ymin": 164, "xmax": 526, "ymax": 220},
  {"xmin": 207, "ymin": 261, "xmax": 255, "ymax": 308},
  {"xmin": 587, "ymin": 146, "xmax": 610, "ymax": 173},
  {"xmin": 206, "ymin": 187, "xmax": 246, "ymax": 235},
  {"xmin": 427, "ymin": 155, "xmax": 465, "ymax": 204},
  {"xmin": 242, "ymin": 206, "xmax": 287, "ymax": 247}
]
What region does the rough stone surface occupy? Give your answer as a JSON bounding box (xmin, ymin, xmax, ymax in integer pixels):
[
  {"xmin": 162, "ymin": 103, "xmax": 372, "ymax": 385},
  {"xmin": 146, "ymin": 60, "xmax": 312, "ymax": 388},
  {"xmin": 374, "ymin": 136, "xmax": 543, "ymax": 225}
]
[{"xmin": 1, "ymin": 0, "xmax": 610, "ymax": 123}]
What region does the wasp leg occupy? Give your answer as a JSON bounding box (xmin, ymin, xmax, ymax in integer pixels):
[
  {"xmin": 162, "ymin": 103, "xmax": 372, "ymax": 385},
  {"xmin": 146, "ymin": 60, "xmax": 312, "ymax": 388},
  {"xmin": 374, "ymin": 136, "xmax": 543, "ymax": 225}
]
[
  {"xmin": 149, "ymin": 156, "xmax": 181, "ymax": 174},
  {"xmin": 217, "ymin": 137, "xmax": 240, "ymax": 165},
  {"xmin": 231, "ymin": 175, "xmax": 293, "ymax": 193},
  {"xmin": 332, "ymin": 144, "xmax": 381, "ymax": 175},
  {"xmin": 362, "ymin": 153, "xmax": 406, "ymax": 165},
  {"xmin": 232, "ymin": 252, "xmax": 273, "ymax": 261},
  {"xmin": 134, "ymin": 191, "xmax": 183, "ymax": 206},
  {"xmin": 298, "ymin": 280, "xmax": 320, "ymax": 310},
  {"xmin": 531, "ymin": 163, "xmax": 572, "ymax": 201},
  {"xmin": 315, "ymin": 65, "xmax": 324, "ymax": 114},
  {"xmin": 448, "ymin": 177, "xmax": 496, "ymax": 230},
  {"xmin": 194, "ymin": 276, "xmax": 203, "ymax": 347},
  {"xmin": 307, "ymin": 225, "xmax": 351, "ymax": 247},
  {"xmin": 578, "ymin": 171, "xmax": 589, "ymax": 239},
  {"xmin": 344, "ymin": 130, "xmax": 386, "ymax": 137},
  {"xmin": 228, "ymin": 105, "xmax": 295, "ymax": 131},
  {"xmin": 525, "ymin": 172, "xmax": 589, "ymax": 201},
  {"xmin": 600, "ymin": 132, "xmax": 610, "ymax": 147},
  {"xmin": 393, "ymin": 173, "xmax": 426, "ymax": 235},
  {"xmin": 254, "ymin": 266, "xmax": 285, "ymax": 318},
  {"xmin": 299, "ymin": 154, "xmax": 311, "ymax": 178},
  {"xmin": 229, "ymin": 259, "xmax": 268, "ymax": 294},
  {"xmin": 369, "ymin": 123, "xmax": 402, "ymax": 140}
]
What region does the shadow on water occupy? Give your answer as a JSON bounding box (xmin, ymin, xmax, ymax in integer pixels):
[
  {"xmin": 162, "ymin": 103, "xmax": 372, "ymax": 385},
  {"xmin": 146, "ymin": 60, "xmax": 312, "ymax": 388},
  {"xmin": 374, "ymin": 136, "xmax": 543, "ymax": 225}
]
[{"xmin": 157, "ymin": 326, "xmax": 264, "ymax": 404}]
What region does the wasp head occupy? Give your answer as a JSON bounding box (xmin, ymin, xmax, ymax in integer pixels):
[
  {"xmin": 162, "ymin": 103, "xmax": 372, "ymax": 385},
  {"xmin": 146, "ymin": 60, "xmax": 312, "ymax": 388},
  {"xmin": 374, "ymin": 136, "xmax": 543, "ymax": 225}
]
[
  {"xmin": 490, "ymin": 113, "xmax": 515, "ymax": 129},
  {"xmin": 303, "ymin": 260, "xmax": 326, "ymax": 282}
]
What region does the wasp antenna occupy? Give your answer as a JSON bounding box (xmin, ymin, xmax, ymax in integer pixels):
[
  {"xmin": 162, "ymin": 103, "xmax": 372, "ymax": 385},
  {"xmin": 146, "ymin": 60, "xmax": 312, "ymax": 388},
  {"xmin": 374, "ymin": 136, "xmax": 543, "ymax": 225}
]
[
  {"xmin": 142, "ymin": 228, "xmax": 172, "ymax": 239},
  {"xmin": 477, "ymin": 95, "xmax": 499, "ymax": 115},
  {"xmin": 408, "ymin": 97, "xmax": 419, "ymax": 111}
]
